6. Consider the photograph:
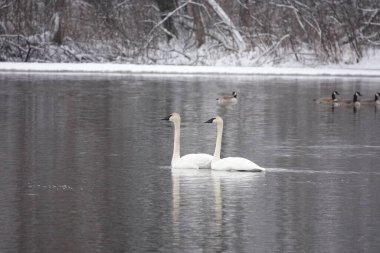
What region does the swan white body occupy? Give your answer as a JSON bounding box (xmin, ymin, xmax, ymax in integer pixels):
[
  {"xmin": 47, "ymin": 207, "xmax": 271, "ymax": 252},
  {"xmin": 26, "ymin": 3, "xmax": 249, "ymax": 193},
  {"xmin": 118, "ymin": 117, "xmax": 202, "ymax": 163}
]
[
  {"xmin": 163, "ymin": 113, "xmax": 212, "ymax": 169},
  {"xmin": 211, "ymin": 157, "xmax": 262, "ymax": 171},
  {"xmin": 172, "ymin": 154, "xmax": 212, "ymax": 169},
  {"xmin": 205, "ymin": 116, "xmax": 264, "ymax": 172}
]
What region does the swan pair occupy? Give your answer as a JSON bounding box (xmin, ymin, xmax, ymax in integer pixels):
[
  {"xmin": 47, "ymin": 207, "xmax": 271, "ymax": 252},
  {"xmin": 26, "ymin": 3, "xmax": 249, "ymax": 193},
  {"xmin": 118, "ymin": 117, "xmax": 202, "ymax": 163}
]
[{"xmin": 162, "ymin": 113, "xmax": 264, "ymax": 172}]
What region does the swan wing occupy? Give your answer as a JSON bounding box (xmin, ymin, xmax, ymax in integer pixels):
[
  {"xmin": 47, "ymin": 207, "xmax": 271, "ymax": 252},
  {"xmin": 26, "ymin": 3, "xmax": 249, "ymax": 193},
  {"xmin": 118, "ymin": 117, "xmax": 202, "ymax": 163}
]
[
  {"xmin": 172, "ymin": 158, "xmax": 199, "ymax": 170},
  {"xmin": 212, "ymin": 157, "xmax": 263, "ymax": 172},
  {"xmin": 180, "ymin": 154, "xmax": 213, "ymax": 169}
]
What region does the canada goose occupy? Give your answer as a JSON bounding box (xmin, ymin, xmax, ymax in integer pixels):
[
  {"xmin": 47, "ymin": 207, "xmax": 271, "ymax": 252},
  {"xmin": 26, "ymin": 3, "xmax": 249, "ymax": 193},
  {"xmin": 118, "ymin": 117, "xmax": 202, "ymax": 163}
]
[
  {"xmin": 315, "ymin": 91, "xmax": 340, "ymax": 105},
  {"xmin": 340, "ymin": 91, "xmax": 362, "ymax": 107},
  {"xmin": 162, "ymin": 113, "xmax": 212, "ymax": 169},
  {"xmin": 217, "ymin": 91, "xmax": 238, "ymax": 105},
  {"xmin": 360, "ymin": 92, "xmax": 380, "ymax": 106},
  {"xmin": 205, "ymin": 116, "xmax": 264, "ymax": 172}
]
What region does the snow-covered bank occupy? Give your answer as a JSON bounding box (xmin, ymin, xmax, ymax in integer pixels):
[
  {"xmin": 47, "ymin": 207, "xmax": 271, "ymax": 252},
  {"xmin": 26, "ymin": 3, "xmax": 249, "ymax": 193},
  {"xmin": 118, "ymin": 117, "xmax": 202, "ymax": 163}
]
[{"xmin": 1, "ymin": 62, "xmax": 380, "ymax": 77}]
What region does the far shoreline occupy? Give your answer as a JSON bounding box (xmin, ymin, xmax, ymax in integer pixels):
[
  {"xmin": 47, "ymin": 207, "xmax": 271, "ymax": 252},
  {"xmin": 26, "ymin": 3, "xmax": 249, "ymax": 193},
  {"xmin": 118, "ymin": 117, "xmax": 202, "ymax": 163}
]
[{"xmin": 1, "ymin": 62, "xmax": 380, "ymax": 78}]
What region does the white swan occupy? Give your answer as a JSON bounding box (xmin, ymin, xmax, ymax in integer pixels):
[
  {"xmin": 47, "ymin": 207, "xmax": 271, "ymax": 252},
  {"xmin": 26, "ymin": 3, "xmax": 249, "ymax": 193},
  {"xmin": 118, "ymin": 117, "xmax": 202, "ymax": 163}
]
[
  {"xmin": 162, "ymin": 113, "xmax": 212, "ymax": 169},
  {"xmin": 205, "ymin": 116, "xmax": 264, "ymax": 172}
]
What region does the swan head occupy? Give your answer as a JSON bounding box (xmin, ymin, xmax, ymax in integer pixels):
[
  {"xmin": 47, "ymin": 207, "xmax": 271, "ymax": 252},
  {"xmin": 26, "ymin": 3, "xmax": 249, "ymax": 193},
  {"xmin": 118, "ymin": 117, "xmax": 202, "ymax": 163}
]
[
  {"xmin": 162, "ymin": 112, "xmax": 181, "ymax": 123},
  {"xmin": 204, "ymin": 116, "xmax": 223, "ymax": 124}
]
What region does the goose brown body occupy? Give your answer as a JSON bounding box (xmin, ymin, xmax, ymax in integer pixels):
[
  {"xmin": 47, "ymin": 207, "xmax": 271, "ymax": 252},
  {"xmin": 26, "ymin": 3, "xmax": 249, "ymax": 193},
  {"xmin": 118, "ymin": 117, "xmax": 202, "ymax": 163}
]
[
  {"xmin": 315, "ymin": 91, "xmax": 340, "ymax": 105},
  {"xmin": 360, "ymin": 92, "xmax": 380, "ymax": 106},
  {"xmin": 339, "ymin": 91, "xmax": 362, "ymax": 107},
  {"xmin": 217, "ymin": 91, "xmax": 238, "ymax": 105}
]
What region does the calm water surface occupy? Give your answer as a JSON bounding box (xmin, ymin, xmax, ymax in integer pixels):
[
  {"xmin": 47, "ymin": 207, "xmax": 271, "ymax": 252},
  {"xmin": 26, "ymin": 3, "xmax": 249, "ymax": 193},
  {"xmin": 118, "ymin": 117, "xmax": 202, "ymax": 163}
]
[{"xmin": 0, "ymin": 73, "xmax": 380, "ymax": 252}]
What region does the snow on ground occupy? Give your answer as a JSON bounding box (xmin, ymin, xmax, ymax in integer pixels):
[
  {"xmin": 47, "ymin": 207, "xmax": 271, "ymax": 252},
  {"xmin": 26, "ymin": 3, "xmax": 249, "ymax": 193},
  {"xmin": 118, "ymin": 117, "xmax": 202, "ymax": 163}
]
[{"xmin": 0, "ymin": 62, "xmax": 380, "ymax": 77}]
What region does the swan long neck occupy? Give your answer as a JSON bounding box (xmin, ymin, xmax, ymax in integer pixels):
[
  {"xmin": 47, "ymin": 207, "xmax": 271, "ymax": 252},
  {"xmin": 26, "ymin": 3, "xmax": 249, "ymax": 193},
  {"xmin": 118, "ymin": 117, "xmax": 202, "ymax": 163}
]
[
  {"xmin": 213, "ymin": 121, "xmax": 223, "ymax": 162},
  {"xmin": 172, "ymin": 120, "xmax": 181, "ymax": 165}
]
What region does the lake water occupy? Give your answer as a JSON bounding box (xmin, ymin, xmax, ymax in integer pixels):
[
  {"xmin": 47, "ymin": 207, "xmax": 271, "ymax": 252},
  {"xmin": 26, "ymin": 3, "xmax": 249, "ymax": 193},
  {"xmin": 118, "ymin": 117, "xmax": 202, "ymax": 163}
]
[{"xmin": 0, "ymin": 72, "xmax": 380, "ymax": 252}]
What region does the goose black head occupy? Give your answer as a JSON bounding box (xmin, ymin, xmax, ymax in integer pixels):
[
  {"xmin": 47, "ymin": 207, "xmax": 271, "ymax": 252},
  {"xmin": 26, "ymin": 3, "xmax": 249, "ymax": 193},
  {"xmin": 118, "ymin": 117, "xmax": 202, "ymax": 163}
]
[
  {"xmin": 375, "ymin": 92, "xmax": 380, "ymax": 101},
  {"xmin": 332, "ymin": 90, "xmax": 340, "ymax": 100},
  {"xmin": 232, "ymin": 91, "xmax": 237, "ymax": 98},
  {"xmin": 353, "ymin": 91, "xmax": 362, "ymax": 102}
]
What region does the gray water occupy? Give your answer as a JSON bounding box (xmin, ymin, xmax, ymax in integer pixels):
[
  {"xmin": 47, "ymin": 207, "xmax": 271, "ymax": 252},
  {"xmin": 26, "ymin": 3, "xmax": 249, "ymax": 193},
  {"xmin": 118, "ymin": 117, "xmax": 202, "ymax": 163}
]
[{"xmin": 0, "ymin": 73, "xmax": 380, "ymax": 253}]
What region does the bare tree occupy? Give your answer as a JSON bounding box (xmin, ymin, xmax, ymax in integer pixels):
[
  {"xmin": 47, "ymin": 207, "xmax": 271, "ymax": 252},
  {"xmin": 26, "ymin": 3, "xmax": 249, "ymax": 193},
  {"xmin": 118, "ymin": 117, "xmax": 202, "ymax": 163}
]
[
  {"xmin": 0, "ymin": 0, "xmax": 379, "ymax": 64},
  {"xmin": 154, "ymin": 0, "xmax": 178, "ymax": 41},
  {"xmin": 188, "ymin": 0, "xmax": 205, "ymax": 48},
  {"xmin": 205, "ymin": 0, "xmax": 246, "ymax": 51}
]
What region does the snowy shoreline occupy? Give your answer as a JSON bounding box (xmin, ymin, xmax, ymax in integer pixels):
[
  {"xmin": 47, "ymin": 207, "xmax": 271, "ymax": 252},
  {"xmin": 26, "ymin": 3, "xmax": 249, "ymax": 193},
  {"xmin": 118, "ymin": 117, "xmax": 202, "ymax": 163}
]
[{"xmin": 1, "ymin": 62, "xmax": 380, "ymax": 77}]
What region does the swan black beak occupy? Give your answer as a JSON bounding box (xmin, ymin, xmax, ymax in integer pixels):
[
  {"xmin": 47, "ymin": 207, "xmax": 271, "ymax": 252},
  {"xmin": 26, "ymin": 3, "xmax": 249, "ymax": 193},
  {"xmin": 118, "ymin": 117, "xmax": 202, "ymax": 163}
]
[
  {"xmin": 162, "ymin": 115, "xmax": 171, "ymax": 120},
  {"xmin": 204, "ymin": 118, "xmax": 215, "ymax": 123}
]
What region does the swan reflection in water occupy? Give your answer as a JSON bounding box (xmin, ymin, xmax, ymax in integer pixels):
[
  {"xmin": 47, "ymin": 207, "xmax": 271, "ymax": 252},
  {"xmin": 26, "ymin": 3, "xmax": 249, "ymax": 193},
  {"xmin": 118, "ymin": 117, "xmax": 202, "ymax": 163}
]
[{"xmin": 171, "ymin": 170, "xmax": 263, "ymax": 250}]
